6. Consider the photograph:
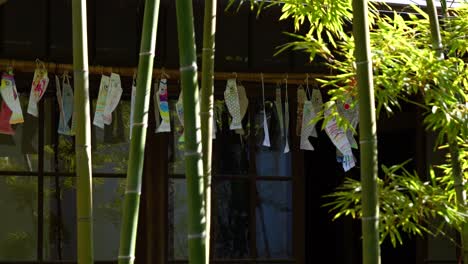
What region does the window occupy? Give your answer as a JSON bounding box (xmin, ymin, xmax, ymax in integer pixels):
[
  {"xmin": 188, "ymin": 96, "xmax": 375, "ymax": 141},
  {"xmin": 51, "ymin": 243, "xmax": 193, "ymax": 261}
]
[
  {"xmin": 0, "ymin": 88, "xmax": 130, "ymax": 263},
  {"xmin": 167, "ymin": 88, "xmax": 298, "ymax": 263}
]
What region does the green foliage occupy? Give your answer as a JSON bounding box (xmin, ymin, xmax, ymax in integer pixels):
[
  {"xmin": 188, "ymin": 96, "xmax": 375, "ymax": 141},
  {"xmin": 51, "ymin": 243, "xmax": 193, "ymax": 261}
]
[{"xmin": 324, "ymin": 161, "xmax": 468, "ymax": 247}]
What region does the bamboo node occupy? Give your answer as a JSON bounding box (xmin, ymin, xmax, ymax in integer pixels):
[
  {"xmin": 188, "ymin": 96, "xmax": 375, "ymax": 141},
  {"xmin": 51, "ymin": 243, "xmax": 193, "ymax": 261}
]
[
  {"xmin": 132, "ymin": 122, "xmax": 147, "ymax": 128},
  {"xmin": 355, "ymin": 60, "xmax": 371, "ymax": 65},
  {"xmin": 184, "ymin": 150, "xmax": 202, "ymax": 158},
  {"xmin": 180, "ymin": 62, "xmax": 198, "ymax": 72},
  {"xmin": 359, "ymin": 138, "xmax": 377, "ymax": 145},
  {"xmin": 118, "ymin": 255, "xmax": 135, "ymax": 261},
  {"xmin": 188, "ymin": 231, "xmax": 206, "ymax": 240},
  {"xmin": 77, "ymin": 216, "xmax": 92, "ymax": 222},
  {"xmin": 362, "ymin": 216, "xmax": 379, "ymax": 221},
  {"xmin": 199, "ymin": 111, "xmax": 213, "ymax": 117},
  {"xmin": 139, "ymin": 51, "xmax": 154, "ymax": 56},
  {"xmin": 125, "ymin": 189, "xmax": 141, "ymax": 195}
]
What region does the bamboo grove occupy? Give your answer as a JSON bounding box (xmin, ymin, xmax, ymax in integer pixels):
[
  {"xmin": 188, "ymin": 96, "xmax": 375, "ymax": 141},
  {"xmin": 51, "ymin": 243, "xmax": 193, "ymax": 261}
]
[{"xmin": 66, "ymin": 0, "xmax": 468, "ymax": 263}]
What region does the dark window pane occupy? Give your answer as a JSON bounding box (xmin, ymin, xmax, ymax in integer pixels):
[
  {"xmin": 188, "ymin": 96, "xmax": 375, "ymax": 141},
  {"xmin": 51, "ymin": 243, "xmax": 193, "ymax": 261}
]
[
  {"xmin": 43, "ymin": 177, "xmax": 125, "ymax": 261},
  {"xmin": 93, "ymin": 178, "xmax": 125, "ymax": 260},
  {"xmin": 255, "ymin": 101, "xmax": 291, "ymax": 177},
  {"xmin": 168, "ymin": 178, "xmax": 188, "ymax": 260},
  {"xmin": 215, "ymin": 100, "xmax": 249, "ymax": 175},
  {"xmin": 0, "ymin": 176, "xmax": 37, "ymax": 260},
  {"xmin": 0, "ymin": 96, "xmax": 38, "ymax": 171},
  {"xmin": 213, "ymin": 180, "xmax": 250, "ymax": 258},
  {"xmin": 43, "ymin": 176, "xmax": 76, "ymax": 260},
  {"xmin": 256, "ymin": 181, "xmax": 292, "ymax": 258},
  {"xmin": 91, "ymin": 100, "xmax": 130, "ymax": 173}
]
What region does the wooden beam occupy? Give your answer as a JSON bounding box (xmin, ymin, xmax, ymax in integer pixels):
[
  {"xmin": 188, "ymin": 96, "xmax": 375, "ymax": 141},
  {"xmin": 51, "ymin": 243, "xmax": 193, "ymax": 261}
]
[{"xmin": 0, "ymin": 59, "xmax": 325, "ymax": 84}]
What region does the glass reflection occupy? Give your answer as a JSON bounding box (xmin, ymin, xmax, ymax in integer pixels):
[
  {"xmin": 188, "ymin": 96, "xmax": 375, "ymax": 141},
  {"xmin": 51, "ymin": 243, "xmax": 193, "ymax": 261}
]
[
  {"xmin": 215, "ymin": 100, "xmax": 249, "ymax": 175},
  {"xmin": 255, "ymin": 101, "xmax": 291, "ymax": 177},
  {"xmin": 0, "ymin": 96, "xmax": 38, "ymax": 171},
  {"xmin": 168, "ymin": 100, "xmax": 185, "ymax": 175},
  {"xmin": 43, "ymin": 177, "xmax": 125, "ymax": 260},
  {"xmin": 256, "ymin": 181, "xmax": 292, "ymax": 258},
  {"xmin": 168, "ymin": 178, "xmax": 188, "ymax": 260},
  {"xmin": 213, "ymin": 180, "xmax": 250, "ymax": 258},
  {"xmin": 0, "ymin": 176, "xmax": 37, "ymax": 260},
  {"xmin": 91, "ymin": 100, "xmax": 130, "ymax": 173}
]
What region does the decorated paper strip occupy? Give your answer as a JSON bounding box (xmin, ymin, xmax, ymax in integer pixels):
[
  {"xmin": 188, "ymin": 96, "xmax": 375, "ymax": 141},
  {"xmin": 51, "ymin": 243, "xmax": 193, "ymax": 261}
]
[
  {"xmin": 283, "ymin": 81, "xmax": 290, "ymax": 153},
  {"xmin": 152, "ymin": 81, "xmax": 161, "ymax": 131},
  {"xmin": 93, "ymin": 75, "xmax": 110, "ymax": 128},
  {"xmin": 103, "ymin": 73, "xmax": 123, "ymax": 125},
  {"xmin": 324, "ymin": 108, "xmax": 355, "ymax": 171},
  {"xmin": 261, "ymin": 74, "xmax": 270, "ymax": 147},
  {"xmin": 175, "ymin": 90, "xmax": 184, "ymax": 127},
  {"xmin": 224, "ymin": 78, "xmax": 242, "ymax": 130},
  {"xmin": 0, "ymin": 101, "xmax": 14, "ymax": 135},
  {"xmin": 1, "ymin": 72, "xmax": 23, "ymax": 124},
  {"xmin": 296, "ymin": 85, "xmax": 306, "ymax": 136},
  {"xmin": 27, "ymin": 64, "xmax": 49, "ymax": 117},
  {"xmin": 155, "ymin": 78, "xmax": 171, "ymax": 133},
  {"xmin": 129, "ymin": 75, "xmax": 136, "ymax": 139},
  {"xmin": 274, "ymin": 84, "xmax": 284, "ymax": 136},
  {"xmin": 57, "ymin": 75, "xmax": 74, "ymax": 135},
  {"xmin": 235, "ymin": 83, "xmax": 249, "ymax": 135},
  {"xmin": 175, "ymin": 90, "xmax": 184, "ymax": 141}
]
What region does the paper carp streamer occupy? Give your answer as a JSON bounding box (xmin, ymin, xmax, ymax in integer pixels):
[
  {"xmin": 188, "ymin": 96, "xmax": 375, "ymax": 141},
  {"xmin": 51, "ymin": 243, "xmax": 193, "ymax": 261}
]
[
  {"xmin": 235, "ymin": 84, "xmax": 249, "ymax": 135},
  {"xmin": 337, "ymin": 98, "xmax": 359, "ymax": 149},
  {"xmin": 224, "ymin": 78, "xmax": 243, "ymax": 130},
  {"xmin": 103, "ymin": 73, "xmax": 123, "ymax": 125},
  {"xmin": 156, "ymin": 78, "xmax": 171, "ymax": 133},
  {"xmin": 300, "ymin": 100, "xmax": 316, "ymax": 151},
  {"xmin": 324, "ymin": 107, "xmax": 355, "ymax": 171},
  {"xmin": 296, "ymin": 85, "xmax": 306, "ymax": 136},
  {"xmin": 93, "ymin": 75, "xmax": 110, "ymax": 128},
  {"xmin": 311, "ymin": 89, "xmax": 323, "ymax": 120},
  {"xmin": 283, "ymin": 80, "xmax": 290, "ymax": 153},
  {"xmin": 274, "ymin": 84, "xmax": 284, "ymax": 137},
  {"xmin": 0, "ymin": 72, "xmax": 23, "ymax": 124},
  {"xmin": 260, "ymin": 74, "xmax": 270, "ymax": 147},
  {"xmin": 27, "ymin": 63, "xmax": 49, "ymax": 117},
  {"xmin": 0, "ymin": 101, "xmax": 14, "ymax": 135},
  {"xmin": 56, "ymin": 74, "xmax": 74, "ymax": 135}
]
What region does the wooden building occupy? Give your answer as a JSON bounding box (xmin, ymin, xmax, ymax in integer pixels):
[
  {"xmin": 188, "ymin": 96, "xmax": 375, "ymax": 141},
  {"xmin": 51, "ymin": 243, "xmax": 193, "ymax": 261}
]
[{"xmin": 0, "ymin": 0, "xmax": 458, "ymax": 263}]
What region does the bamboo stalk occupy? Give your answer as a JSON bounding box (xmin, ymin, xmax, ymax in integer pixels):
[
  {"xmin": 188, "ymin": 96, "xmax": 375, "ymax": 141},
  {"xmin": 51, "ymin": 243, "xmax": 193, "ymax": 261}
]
[
  {"xmin": 200, "ymin": 0, "xmax": 217, "ymax": 261},
  {"xmin": 71, "ymin": 0, "xmax": 94, "ymax": 263},
  {"xmin": 175, "ymin": 0, "xmax": 207, "ymax": 263},
  {"xmin": 425, "ymin": 0, "xmax": 468, "ymax": 262},
  {"xmin": 352, "ymin": 0, "xmax": 380, "ymax": 263},
  {"xmin": 118, "ymin": 0, "xmax": 160, "ymax": 264}
]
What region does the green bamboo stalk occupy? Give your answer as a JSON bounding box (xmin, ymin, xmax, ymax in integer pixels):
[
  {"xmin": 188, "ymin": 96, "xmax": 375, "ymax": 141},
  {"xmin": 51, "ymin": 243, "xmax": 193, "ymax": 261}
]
[
  {"xmin": 352, "ymin": 0, "xmax": 380, "ymax": 263},
  {"xmin": 449, "ymin": 139, "xmax": 468, "ymax": 263},
  {"xmin": 175, "ymin": 1, "xmax": 207, "ymax": 263},
  {"xmin": 425, "ymin": 1, "xmax": 468, "ymax": 262},
  {"xmin": 200, "ymin": 0, "xmax": 217, "ymax": 261},
  {"xmin": 426, "ymin": 0, "xmax": 444, "ymax": 60},
  {"xmin": 71, "ymin": 1, "xmax": 93, "ymax": 263},
  {"xmin": 118, "ymin": 0, "xmax": 160, "ymax": 263}
]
